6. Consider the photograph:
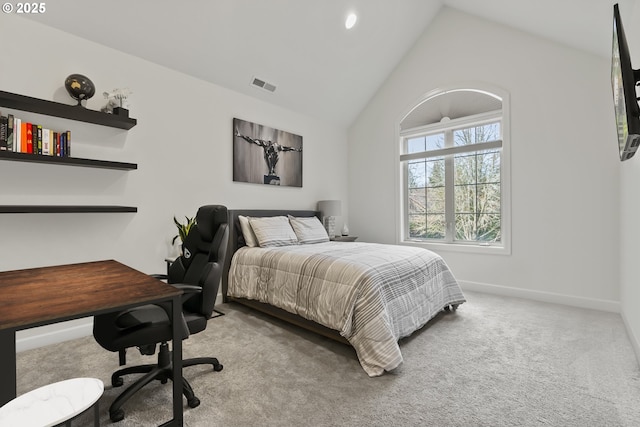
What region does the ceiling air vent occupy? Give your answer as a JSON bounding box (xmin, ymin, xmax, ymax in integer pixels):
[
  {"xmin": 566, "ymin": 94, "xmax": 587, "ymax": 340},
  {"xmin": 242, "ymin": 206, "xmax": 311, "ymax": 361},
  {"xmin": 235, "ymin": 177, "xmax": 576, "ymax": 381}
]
[{"xmin": 251, "ymin": 77, "xmax": 276, "ymax": 93}]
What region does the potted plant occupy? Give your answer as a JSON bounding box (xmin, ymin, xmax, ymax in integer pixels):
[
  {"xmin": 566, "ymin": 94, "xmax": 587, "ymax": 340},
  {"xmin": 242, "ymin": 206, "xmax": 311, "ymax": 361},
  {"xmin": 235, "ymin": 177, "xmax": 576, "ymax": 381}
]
[{"xmin": 173, "ymin": 215, "xmax": 196, "ymax": 253}]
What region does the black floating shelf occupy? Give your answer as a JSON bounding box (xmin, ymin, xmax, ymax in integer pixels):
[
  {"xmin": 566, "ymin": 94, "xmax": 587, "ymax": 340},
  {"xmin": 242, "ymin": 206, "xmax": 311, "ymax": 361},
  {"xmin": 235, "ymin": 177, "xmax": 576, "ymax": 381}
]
[
  {"xmin": 0, "ymin": 90, "xmax": 137, "ymax": 130},
  {"xmin": 0, "ymin": 206, "xmax": 137, "ymax": 214},
  {"xmin": 0, "ymin": 151, "xmax": 137, "ymax": 170}
]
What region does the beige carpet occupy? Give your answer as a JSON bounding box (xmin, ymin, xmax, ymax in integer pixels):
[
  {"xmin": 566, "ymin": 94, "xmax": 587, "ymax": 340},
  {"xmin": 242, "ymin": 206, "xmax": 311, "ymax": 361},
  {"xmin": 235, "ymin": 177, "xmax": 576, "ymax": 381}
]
[{"xmin": 16, "ymin": 291, "xmax": 640, "ymax": 426}]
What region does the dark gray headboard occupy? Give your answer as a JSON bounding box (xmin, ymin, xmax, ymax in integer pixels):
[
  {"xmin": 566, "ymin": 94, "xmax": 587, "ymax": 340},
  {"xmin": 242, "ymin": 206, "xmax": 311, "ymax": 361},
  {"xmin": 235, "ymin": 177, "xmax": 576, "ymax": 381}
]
[{"xmin": 221, "ymin": 209, "xmax": 320, "ymax": 300}]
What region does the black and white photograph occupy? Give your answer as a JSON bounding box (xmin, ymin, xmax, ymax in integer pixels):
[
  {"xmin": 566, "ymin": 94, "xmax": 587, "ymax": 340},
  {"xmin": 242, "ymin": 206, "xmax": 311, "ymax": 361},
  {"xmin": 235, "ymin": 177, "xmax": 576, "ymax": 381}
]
[{"xmin": 233, "ymin": 118, "xmax": 303, "ymax": 187}]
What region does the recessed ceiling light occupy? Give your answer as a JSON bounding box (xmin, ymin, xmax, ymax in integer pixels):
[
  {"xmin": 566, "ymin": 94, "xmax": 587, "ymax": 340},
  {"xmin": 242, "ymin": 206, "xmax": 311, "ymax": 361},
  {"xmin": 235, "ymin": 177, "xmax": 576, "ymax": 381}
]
[{"xmin": 345, "ymin": 13, "xmax": 357, "ymax": 30}]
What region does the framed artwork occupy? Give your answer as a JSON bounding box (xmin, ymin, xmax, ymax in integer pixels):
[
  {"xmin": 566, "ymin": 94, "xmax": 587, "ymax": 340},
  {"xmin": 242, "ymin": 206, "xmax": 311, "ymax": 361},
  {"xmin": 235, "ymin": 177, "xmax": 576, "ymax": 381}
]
[{"xmin": 233, "ymin": 118, "xmax": 303, "ymax": 187}]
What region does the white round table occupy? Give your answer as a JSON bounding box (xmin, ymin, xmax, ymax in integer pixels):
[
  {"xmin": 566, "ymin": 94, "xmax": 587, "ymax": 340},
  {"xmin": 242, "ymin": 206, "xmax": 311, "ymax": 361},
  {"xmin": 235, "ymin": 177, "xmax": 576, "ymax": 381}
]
[{"xmin": 0, "ymin": 377, "xmax": 104, "ymax": 427}]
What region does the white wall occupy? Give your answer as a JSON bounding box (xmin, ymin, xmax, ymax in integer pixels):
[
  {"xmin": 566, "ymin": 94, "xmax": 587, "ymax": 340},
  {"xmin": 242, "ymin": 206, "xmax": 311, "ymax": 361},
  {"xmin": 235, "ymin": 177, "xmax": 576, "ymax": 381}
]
[
  {"xmin": 0, "ymin": 15, "xmax": 348, "ymax": 350},
  {"xmin": 619, "ymin": 3, "xmax": 640, "ymax": 364},
  {"xmin": 348, "ymin": 7, "xmax": 620, "ymax": 309}
]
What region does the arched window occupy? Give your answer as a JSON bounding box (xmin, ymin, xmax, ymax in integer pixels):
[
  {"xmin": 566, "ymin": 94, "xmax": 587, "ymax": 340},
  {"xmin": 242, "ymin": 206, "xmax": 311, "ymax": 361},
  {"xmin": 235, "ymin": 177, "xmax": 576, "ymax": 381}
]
[{"xmin": 399, "ymin": 85, "xmax": 510, "ymax": 254}]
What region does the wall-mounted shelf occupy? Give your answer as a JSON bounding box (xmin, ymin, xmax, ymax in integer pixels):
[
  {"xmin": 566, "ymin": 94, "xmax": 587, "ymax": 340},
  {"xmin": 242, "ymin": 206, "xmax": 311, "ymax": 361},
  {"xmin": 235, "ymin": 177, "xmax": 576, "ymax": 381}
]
[
  {"xmin": 0, "ymin": 206, "xmax": 137, "ymax": 214},
  {"xmin": 0, "ymin": 90, "xmax": 137, "ymax": 130},
  {"xmin": 0, "ymin": 151, "xmax": 137, "ymax": 170},
  {"xmin": 1, "ymin": 89, "xmax": 138, "ymax": 214}
]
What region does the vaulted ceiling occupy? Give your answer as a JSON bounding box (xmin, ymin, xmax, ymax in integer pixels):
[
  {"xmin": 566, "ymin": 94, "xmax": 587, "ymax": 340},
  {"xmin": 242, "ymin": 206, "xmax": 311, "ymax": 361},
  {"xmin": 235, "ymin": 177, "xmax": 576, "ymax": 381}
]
[{"xmin": 21, "ymin": 0, "xmax": 639, "ymax": 127}]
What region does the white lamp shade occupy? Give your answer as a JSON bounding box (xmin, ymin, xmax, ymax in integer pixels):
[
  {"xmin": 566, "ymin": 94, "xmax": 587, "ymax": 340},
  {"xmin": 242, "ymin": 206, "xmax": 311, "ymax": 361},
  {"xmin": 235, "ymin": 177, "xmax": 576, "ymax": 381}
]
[{"xmin": 317, "ymin": 200, "xmax": 341, "ymax": 217}]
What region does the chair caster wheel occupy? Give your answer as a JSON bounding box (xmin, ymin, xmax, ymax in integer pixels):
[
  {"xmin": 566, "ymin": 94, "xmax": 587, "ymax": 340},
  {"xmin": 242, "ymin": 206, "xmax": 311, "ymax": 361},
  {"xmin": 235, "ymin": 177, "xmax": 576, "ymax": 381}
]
[
  {"xmin": 188, "ymin": 397, "xmax": 200, "ymax": 408},
  {"xmin": 112, "ymin": 377, "xmax": 124, "ymax": 387},
  {"xmin": 110, "ymin": 408, "xmax": 125, "ymax": 422},
  {"xmin": 214, "ymin": 363, "xmax": 223, "ymax": 372}
]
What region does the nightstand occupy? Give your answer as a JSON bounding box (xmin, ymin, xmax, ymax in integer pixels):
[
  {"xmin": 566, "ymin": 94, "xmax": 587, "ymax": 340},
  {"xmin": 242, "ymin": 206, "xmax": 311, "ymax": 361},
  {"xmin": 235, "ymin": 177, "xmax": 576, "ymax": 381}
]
[{"xmin": 331, "ymin": 236, "xmax": 358, "ymax": 242}]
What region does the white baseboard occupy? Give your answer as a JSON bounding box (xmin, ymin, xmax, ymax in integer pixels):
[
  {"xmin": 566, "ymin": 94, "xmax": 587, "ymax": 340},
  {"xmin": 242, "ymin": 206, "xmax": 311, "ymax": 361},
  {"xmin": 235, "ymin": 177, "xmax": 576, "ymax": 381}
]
[
  {"xmin": 621, "ymin": 311, "xmax": 640, "ymax": 367},
  {"xmin": 459, "ymin": 280, "xmax": 621, "ymax": 313},
  {"xmin": 16, "ymin": 319, "xmax": 93, "ymax": 353}
]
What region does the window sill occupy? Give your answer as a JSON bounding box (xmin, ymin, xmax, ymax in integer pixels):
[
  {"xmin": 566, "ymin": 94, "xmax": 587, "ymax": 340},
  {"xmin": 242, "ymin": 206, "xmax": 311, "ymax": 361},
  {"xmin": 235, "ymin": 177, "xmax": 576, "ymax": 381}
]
[{"xmin": 399, "ymin": 239, "xmax": 511, "ymax": 255}]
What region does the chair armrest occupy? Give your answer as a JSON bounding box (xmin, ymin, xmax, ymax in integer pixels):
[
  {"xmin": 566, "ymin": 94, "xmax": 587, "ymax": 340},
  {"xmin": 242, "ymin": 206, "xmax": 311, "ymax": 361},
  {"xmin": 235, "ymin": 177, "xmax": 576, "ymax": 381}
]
[
  {"xmin": 169, "ymin": 283, "xmax": 202, "ymax": 307},
  {"xmin": 170, "ymin": 283, "xmax": 201, "ymax": 295},
  {"xmin": 151, "ymin": 274, "xmax": 168, "ymax": 281}
]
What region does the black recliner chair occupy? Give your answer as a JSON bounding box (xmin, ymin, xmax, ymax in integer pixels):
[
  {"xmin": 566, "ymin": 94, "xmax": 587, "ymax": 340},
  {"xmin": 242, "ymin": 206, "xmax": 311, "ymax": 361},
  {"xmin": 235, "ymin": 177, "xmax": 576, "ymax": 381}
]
[{"xmin": 93, "ymin": 205, "xmax": 229, "ymax": 422}]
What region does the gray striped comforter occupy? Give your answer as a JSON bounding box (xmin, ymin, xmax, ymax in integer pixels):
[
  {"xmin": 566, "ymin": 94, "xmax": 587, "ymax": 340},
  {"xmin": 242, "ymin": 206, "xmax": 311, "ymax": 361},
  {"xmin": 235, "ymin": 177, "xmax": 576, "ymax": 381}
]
[{"xmin": 227, "ymin": 242, "xmax": 465, "ymax": 376}]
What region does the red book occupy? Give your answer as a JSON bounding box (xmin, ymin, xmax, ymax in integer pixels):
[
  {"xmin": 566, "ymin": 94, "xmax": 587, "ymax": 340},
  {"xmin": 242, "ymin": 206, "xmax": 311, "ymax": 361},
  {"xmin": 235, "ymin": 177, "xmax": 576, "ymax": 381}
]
[{"xmin": 26, "ymin": 123, "xmax": 33, "ymax": 153}]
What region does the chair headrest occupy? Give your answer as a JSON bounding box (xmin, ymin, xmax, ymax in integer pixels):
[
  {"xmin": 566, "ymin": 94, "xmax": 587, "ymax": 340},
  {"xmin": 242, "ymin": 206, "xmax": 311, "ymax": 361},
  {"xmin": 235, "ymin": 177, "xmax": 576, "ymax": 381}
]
[{"xmin": 196, "ymin": 205, "xmax": 228, "ymax": 242}]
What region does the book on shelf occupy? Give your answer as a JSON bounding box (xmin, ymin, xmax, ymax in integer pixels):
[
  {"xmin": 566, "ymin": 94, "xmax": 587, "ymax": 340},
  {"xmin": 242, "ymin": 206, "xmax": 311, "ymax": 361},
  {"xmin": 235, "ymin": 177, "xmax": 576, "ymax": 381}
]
[
  {"xmin": 0, "ymin": 112, "xmax": 71, "ymax": 157},
  {"xmin": 20, "ymin": 120, "xmax": 27, "ymax": 153},
  {"xmin": 14, "ymin": 117, "xmax": 21, "ymax": 153},
  {"xmin": 0, "ymin": 115, "xmax": 7, "ymax": 151},
  {"xmin": 26, "ymin": 122, "xmax": 33, "ymax": 153},
  {"xmin": 53, "ymin": 131, "xmax": 58, "ymax": 156},
  {"xmin": 53, "ymin": 131, "xmax": 60, "ymax": 156},
  {"xmin": 6, "ymin": 114, "xmax": 14, "ymax": 151},
  {"xmin": 42, "ymin": 128, "xmax": 50, "ymax": 155},
  {"xmin": 35, "ymin": 125, "xmax": 42, "ymax": 155},
  {"xmin": 60, "ymin": 132, "xmax": 65, "ymax": 157}
]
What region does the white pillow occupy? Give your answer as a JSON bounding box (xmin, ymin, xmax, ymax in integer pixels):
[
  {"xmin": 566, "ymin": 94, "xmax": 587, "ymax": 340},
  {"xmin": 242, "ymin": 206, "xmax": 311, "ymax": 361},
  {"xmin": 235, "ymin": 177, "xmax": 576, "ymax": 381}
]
[
  {"xmin": 249, "ymin": 216, "xmax": 299, "ymax": 247},
  {"xmin": 238, "ymin": 215, "xmax": 258, "ymax": 247},
  {"xmin": 288, "ymin": 215, "xmax": 329, "ymax": 244}
]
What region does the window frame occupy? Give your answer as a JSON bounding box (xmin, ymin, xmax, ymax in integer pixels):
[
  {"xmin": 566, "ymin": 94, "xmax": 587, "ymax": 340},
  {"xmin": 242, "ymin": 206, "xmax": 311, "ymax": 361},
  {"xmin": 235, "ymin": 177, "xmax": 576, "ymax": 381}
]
[{"xmin": 396, "ymin": 87, "xmax": 511, "ymax": 255}]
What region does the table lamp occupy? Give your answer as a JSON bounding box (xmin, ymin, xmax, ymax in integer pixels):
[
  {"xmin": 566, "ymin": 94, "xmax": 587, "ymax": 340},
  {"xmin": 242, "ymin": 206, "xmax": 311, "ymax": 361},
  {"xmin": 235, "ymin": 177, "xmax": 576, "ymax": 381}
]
[{"xmin": 317, "ymin": 200, "xmax": 341, "ymax": 237}]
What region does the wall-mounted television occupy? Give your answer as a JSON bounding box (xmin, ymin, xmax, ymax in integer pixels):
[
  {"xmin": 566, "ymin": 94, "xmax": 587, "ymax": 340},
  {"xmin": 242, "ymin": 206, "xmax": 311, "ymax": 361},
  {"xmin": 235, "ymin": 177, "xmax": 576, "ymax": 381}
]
[{"xmin": 612, "ymin": 3, "xmax": 640, "ymax": 161}]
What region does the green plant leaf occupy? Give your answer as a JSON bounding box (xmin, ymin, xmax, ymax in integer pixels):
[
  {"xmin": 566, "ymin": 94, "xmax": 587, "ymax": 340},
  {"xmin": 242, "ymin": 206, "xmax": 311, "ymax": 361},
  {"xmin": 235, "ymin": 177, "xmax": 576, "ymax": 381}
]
[{"xmin": 172, "ymin": 214, "xmax": 196, "ymax": 244}]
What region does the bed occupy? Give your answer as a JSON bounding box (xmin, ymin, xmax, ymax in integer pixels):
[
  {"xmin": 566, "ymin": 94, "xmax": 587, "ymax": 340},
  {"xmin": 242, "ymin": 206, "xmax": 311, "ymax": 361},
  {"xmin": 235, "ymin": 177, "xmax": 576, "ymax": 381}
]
[{"xmin": 221, "ymin": 209, "xmax": 466, "ymax": 376}]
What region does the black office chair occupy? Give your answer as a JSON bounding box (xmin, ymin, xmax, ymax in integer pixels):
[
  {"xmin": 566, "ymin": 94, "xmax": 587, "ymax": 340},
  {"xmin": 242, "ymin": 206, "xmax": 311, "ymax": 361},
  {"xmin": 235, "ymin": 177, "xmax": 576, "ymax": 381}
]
[{"xmin": 93, "ymin": 205, "xmax": 229, "ymax": 422}]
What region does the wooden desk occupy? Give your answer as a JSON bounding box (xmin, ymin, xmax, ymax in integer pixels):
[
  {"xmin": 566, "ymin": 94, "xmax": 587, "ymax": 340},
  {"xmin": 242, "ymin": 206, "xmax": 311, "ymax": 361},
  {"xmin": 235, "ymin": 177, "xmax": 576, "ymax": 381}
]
[{"xmin": 0, "ymin": 260, "xmax": 184, "ymax": 427}]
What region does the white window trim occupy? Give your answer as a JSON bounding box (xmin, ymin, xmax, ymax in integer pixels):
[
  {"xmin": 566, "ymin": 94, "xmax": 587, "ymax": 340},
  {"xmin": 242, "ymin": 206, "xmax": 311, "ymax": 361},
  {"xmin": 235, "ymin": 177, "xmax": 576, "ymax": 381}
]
[
  {"xmin": 400, "ymin": 139, "xmax": 502, "ymax": 162},
  {"xmin": 395, "ymin": 85, "xmax": 511, "ymax": 255}
]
